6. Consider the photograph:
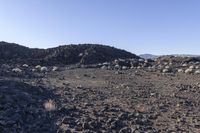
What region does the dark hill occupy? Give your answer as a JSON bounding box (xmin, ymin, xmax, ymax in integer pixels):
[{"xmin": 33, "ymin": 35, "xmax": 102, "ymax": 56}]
[{"xmin": 0, "ymin": 41, "xmax": 139, "ymax": 65}]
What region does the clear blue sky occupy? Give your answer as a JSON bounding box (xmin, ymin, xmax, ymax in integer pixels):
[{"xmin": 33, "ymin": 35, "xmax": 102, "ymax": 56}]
[{"xmin": 0, "ymin": 0, "xmax": 200, "ymax": 55}]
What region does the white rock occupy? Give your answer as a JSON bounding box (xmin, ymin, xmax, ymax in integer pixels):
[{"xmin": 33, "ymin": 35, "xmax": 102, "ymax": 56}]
[
  {"xmin": 22, "ymin": 64, "xmax": 29, "ymax": 67},
  {"xmin": 139, "ymin": 59, "xmax": 144, "ymax": 62},
  {"xmin": 182, "ymin": 63, "xmax": 187, "ymax": 67},
  {"xmin": 12, "ymin": 68, "xmax": 22, "ymax": 73},
  {"xmin": 185, "ymin": 68, "xmax": 193, "ymax": 74},
  {"xmin": 162, "ymin": 68, "xmax": 169, "ymax": 73},
  {"xmin": 189, "ymin": 66, "xmax": 195, "ymax": 69},
  {"xmin": 131, "ymin": 66, "xmax": 135, "ymax": 69},
  {"xmin": 40, "ymin": 66, "xmax": 48, "ymax": 72},
  {"xmin": 101, "ymin": 66, "xmax": 107, "ymax": 70},
  {"xmin": 195, "ymin": 62, "xmax": 200, "ymax": 65},
  {"xmin": 122, "ymin": 66, "xmax": 128, "ymax": 70},
  {"xmin": 165, "ymin": 65, "xmax": 170, "ymax": 69},
  {"xmin": 196, "ymin": 66, "xmax": 199, "ymax": 69},
  {"xmin": 178, "ymin": 69, "xmax": 183, "ymax": 73},
  {"xmin": 114, "ymin": 59, "xmax": 119, "ymax": 64},
  {"xmin": 103, "ymin": 62, "xmax": 110, "ymax": 66},
  {"xmin": 35, "ymin": 65, "xmax": 42, "ymax": 69},
  {"xmin": 52, "ymin": 66, "xmax": 59, "ymax": 71},
  {"xmin": 195, "ymin": 70, "xmax": 200, "ymax": 74},
  {"xmin": 79, "ymin": 53, "xmax": 83, "ymax": 57},
  {"xmin": 114, "ymin": 65, "xmax": 120, "ymax": 69},
  {"xmin": 164, "ymin": 62, "xmax": 168, "ymax": 65}
]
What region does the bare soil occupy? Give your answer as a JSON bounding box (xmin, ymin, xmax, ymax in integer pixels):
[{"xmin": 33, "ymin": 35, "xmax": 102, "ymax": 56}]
[{"xmin": 1, "ymin": 68, "xmax": 200, "ymax": 133}]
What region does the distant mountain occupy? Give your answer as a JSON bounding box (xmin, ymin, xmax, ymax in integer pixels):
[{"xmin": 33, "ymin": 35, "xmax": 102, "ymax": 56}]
[
  {"xmin": 140, "ymin": 54, "xmax": 200, "ymax": 60},
  {"xmin": 139, "ymin": 54, "xmax": 159, "ymax": 60},
  {"xmin": 0, "ymin": 41, "xmax": 140, "ymax": 65},
  {"xmin": 171, "ymin": 54, "xmax": 200, "ymax": 57}
]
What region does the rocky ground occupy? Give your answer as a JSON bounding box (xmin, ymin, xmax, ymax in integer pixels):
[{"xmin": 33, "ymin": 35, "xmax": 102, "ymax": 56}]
[{"xmin": 1, "ymin": 59, "xmax": 200, "ymax": 133}]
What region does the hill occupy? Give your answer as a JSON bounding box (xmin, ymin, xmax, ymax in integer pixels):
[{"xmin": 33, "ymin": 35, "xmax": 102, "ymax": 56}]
[{"xmin": 0, "ymin": 41, "xmax": 139, "ymax": 65}]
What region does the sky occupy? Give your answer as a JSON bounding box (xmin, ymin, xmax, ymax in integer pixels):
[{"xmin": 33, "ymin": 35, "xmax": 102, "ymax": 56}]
[{"xmin": 0, "ymin": 0, "xmax": 200, "ymax": 55}]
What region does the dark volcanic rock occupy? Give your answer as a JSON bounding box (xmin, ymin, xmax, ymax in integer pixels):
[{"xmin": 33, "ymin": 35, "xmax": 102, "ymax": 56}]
[
  {"xmin": 0, "ymin": 80, "xmax": 60, "ymax": 132},
  {"xmin": 0, "ymin": 41, "xmax": 139, "ymax": 65}
]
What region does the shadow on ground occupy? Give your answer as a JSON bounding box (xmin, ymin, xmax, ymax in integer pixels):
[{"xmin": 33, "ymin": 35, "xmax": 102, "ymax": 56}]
[{"xmin": 0, "ymin": 79, "xmax": 61, "ymax": 133}]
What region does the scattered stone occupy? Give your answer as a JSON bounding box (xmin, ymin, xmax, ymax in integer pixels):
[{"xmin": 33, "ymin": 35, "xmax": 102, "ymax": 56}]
[
  {"xmin": 101, "ymin": 66, "xmax": 107, "ymax": 70},
  {"xmin": 52, "ymin": 66, "xmax": 59, "ymax": 71},
  {"xmin": 22, "ymin": 64, "xmax": 29, "ymax": 67},
  {"xmin": 40, "ymin": 66, "xmax": 48, "ymax": 72},
  {"xmin": 139, "ymin": 59, "xmax": 144, "ymax": 62},
  {"xmin": 165, "ymin": 65, "xmax": 170, "ymax": 69},
  {"xmin": 35, "ymin": 65, "xmax": 42, "ymax": 69},
  {"xmin": 185, "ymin": 68, "xmax": 193, "ymax": 74},
  {"xmin": 114, "ymin": 65, "xmax": 120, "ymax": 69},
  {"xmin": 1, "ymin": 64, "xmax": 10, "ymax": 69},
  {"xmin": 162, "ymin": 68, "xmax": 170, "ymax": 73},
  {"xmin": 12, "ymin": 68, "xmax": 22, "ymax": 73},
  {"xmin": 189, "ymin": 66, "xmax": 195, "ymax": 69},
  {"xmin": 32, "ymin": 68, "xmax": 36, "ymax": 72},
  {"xmin": 182, "ymin": 63, "xmax": 188, "ymax": 67},
  {"xmin": 195, "ymin": 70, "xmax": 200, "ymax": 74},
  {"xmin": 122, "ymin": 66, "xmax": 128, "ymax": 70},
  {"xmin": 178, "ymin": 69, "xmax": 184, "ymax": 73}
]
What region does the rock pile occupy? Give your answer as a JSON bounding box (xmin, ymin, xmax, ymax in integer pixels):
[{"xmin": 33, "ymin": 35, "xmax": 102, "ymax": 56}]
[{"xmin": 154, "ymin": 56, "xmax": 200, "ymax": 74}]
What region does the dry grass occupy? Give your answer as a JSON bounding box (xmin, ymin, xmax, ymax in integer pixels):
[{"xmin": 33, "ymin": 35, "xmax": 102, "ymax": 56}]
[{"xmin": 44, "ymin": 99, "xmax": 56, "ymax": 111}]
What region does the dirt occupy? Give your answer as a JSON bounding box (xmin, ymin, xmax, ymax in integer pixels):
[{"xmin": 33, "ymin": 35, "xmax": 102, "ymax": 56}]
[{"xmin": 1, "ymin": 66, "xmax": 200, "ymax": 133}]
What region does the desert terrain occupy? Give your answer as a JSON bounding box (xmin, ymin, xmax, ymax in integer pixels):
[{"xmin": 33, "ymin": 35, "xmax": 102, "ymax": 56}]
[{"xmin": 1, "ymin": 42, "xmax": 200, "ymax": 133}]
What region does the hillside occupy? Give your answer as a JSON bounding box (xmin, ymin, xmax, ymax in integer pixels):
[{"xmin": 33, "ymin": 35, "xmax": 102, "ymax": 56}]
[{"xmin": 0, "ymin": 41, "xmax": 139, "ymax": 65}]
